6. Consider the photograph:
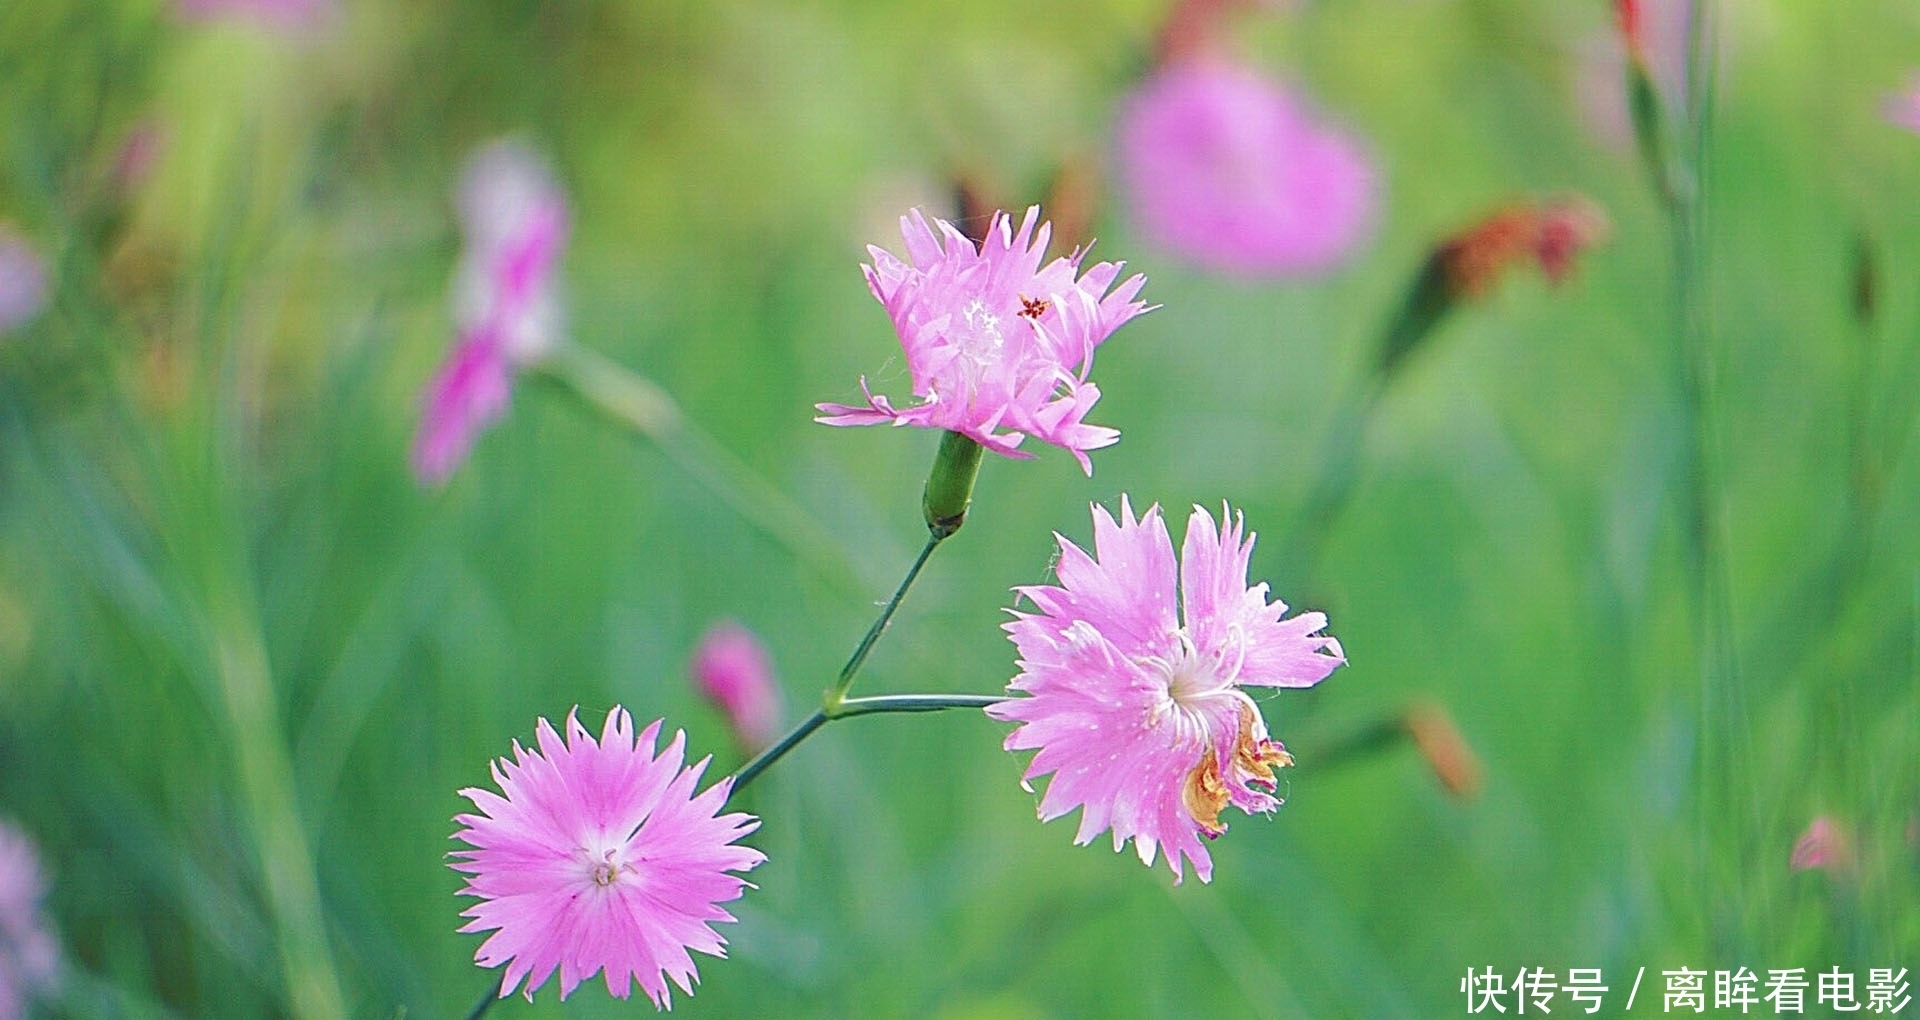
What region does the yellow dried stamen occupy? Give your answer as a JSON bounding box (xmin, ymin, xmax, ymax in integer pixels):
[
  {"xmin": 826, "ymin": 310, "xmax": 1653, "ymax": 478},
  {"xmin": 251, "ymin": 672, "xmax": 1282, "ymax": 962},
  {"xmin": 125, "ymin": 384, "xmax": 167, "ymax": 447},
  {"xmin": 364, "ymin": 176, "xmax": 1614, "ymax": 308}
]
[
  {"xmin": 1018, "ymin": 295, "xmax": 1050, "ymax": 320},
  {"xmin": 1182, "ymin": 753, "xmax": 1230, "ymax": 837},
  {"xmin": 1233, "ymin": 705, "xmax": 1293, "ymax": 791},
  {"xmin": 1182, "ymin": 704, "xmax": 1296, "ymax": 835}
]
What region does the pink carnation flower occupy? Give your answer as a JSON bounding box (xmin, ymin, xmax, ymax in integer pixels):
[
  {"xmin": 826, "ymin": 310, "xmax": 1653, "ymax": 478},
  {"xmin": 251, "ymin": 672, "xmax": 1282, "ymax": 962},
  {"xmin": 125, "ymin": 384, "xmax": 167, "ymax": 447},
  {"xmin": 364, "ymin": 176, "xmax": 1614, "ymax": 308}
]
[
  {"xmin": 0, "ymin": 821, "xmax": 58, "ymax": 1020},
  {"xmin": 988, "ymin": 500, "xmax": 1345, "ymax": 883},
  {"xmin": 816, "ymin": 206, "xmax": 1153, "ymax": 475},
  {"xmin": 412, "ymin": 141, "xmax": 569, "ymax": 485},
  {"xmin": 451, "ymin": 708, "xmax": 765, "ymax": 1007},
  {"xmin": 692, "ymin": 621, "xmax": 784, "ymax": 754},
  {"xmin": 1116, "ymin": 61, "xmax": 1377, "ymax": 277},
  {"xmin": 0, "ymin": 232, "xmax": 49, "ymax": 336}
]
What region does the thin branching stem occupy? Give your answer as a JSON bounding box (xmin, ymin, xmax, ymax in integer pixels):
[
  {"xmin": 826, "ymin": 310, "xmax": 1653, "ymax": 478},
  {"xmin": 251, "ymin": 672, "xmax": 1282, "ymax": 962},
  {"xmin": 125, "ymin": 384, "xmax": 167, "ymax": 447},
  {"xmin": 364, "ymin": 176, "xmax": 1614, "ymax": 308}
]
[
  {"xmin": 826, "ymin": 532, "xmax": 944, "ymax": 707},
  {"xmin": 729, "ymin": 694, "xmax": 1000, "ymax": 796},
  {"xmin": 731, "ymin": 710, "xmax": 829, "ymax": 794}
]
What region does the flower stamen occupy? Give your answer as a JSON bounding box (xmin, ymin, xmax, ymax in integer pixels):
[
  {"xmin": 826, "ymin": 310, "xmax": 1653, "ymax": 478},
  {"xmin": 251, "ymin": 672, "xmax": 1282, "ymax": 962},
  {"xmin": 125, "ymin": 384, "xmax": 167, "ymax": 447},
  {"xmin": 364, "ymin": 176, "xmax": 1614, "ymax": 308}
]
[{"xmin": 590, "ymin": 849, "xmax": 621, "ymax": 887}]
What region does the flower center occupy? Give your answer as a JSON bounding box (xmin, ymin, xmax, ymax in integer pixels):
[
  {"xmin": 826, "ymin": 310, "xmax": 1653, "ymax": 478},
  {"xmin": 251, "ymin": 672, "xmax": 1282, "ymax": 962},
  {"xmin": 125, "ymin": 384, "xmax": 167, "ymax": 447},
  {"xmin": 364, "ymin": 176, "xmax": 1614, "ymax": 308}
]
[
  {"xmin": 583, "ymin": 847, "xmax": 627, "ymax": 888},
  {"xmin": 1163, "ymin": 643, "xmax": 1215, "ymax": 708},
  {"xmin": 1144, "ymin": 631, "xmax": 1236, "ymax": 752},
  {"xmin": 1145, "ymin": 631, "xmax": 1290, "ymax": 836},
  {"xmin": 957, "ymin": 299, "xmax": 1005, "ymax": 365},
  {"xmin": 1157, "ymin": 629, "xmax": 1241, "ymax": 711}
]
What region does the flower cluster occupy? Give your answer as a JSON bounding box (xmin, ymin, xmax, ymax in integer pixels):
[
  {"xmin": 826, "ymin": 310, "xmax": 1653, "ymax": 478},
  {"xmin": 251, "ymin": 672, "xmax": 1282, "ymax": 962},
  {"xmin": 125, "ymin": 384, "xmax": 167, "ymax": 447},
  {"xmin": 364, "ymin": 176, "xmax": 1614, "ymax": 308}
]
[{"xmin": 451, "ymin": 178, "xmax": 1346, "ymax": 1006}]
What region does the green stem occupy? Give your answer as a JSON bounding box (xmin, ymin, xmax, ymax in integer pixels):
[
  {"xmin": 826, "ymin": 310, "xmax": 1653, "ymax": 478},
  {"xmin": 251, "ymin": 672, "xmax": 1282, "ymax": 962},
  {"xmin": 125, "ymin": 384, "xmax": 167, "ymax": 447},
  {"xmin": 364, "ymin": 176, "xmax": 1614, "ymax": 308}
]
[
  {"xmin": 826, "ymin": 532, "xmax": 944, "ymax": 707},
  {"xmin": 534, "ymin": 344, "xmax": 865, "ymax": 600},
  {"xmin": 541, "ymin": 342, "xmax": 679, "ymax": 439},
  {"xmin": 654, "ymin": 425, "xmax": 866, "ymax": 598},
  {"xmin": 1662, "ymin": 0, "xmax": 1738, "ymax": 929},
  {"xmin": 462, "ymin": 982, "xmax": 499, "ymax": 1020},
  {"xmin": 1290, "ymin": 247, "xmax": 1451, "ymax": 582},
  {"xmin": 835, "ymin": 693, "xmax": 1004, "ymax": 716},
  {"xmin": 730, "ymin": 694, "xmax": 1001, "ymax": 795},
  {"xmin": 1289, "ymin": 376, "xmax": 1385, "ymax": 581},
  {"xmin": 731, "ymin": 710, "xmax": 827, "ymax": 793}
]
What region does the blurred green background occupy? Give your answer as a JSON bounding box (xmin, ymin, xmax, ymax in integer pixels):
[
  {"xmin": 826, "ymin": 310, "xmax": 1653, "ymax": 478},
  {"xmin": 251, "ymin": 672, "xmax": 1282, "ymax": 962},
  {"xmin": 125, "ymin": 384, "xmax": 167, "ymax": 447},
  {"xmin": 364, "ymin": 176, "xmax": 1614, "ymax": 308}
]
[{"xmin": 2, "ymin": 0, "xmax": 1917, "ymax": 1017}]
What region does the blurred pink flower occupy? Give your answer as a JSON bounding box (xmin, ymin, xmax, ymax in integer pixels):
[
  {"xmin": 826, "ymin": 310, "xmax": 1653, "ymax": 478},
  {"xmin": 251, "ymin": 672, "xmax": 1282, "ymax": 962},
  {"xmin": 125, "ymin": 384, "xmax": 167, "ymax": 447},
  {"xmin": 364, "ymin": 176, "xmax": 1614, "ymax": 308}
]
[
  {"xmin": 111, "ymin": 121, "xmax": 168, "ymax": 197},
  {"xmin": 173, "ymin": 0, "xmax": 333, "ymax": 28},
  {"xmin": 0, "ymin": 821, "xmax": 58, "ymax": 1020},
  {"xmin": 1115, "ymin": 60, "xmax": 1377, "ymax": 277},
  {"xmin": 987, "ymin": 500, "xmax": 1345, "ymax": 883},
  {"xmin": 0, "ymin": 232, "xmax": 49, "ymax": 336},
  {"xmin": 692, "ymin": 622, "xmax": 784, "ymax": 754},
  {"xmin": 452, "ymin": 708, "xmax": 765, "ymax": 1008},
  {"xmin": 412, "ymin": 333, "xmax": 512, "ymax": 484},
  {"xmin": 1789, "ymin": 815, "xmax": 1852, "ymax": 875},
  {"xmin": 816, "ymin": 206, "xmax": 1152, "ymax": 475},
  {"xmin": 1883, "ymin": 74, "xmax": 1920, "ymax": 135},
  {"xmin": 412, "ymin": 141, "xmax": 568, "ymax": 485},
  {"xmin": 1577, "ymin": 0, "xmax": 1693, "ymax": 149}
]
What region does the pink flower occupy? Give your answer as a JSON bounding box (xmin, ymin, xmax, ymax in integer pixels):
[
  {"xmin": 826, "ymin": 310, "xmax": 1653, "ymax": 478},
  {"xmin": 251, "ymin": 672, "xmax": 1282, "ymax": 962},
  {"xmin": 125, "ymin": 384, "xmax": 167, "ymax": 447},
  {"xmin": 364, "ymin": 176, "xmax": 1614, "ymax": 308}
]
[
  {"xmin": 987, "ymin": 500, "xmax": 1345, "ymax": 883},
  {"xmin": 412, "ymin": 331, "xmax": 512, "ymax": 484},
  {"xmin": 451, "ymin": 708, "xmax": 765, "ymax": 1007},
  {"xmin": 0, "ymin": 232, "xmax": 49, "ymax": 336},
  {"xmin": 173, "ymin": 0, "xmax": 333, "ymax": 29},
  {"xmin": 1884, "ymin": 74, "xmax": 1920, "ymax": 135},
  {"xmin": 412, "ymin": 141, "xmax": 569, "ymax": 485},
  {"xmin": 1115, "ymin": 60, "xmax": 1377, "ymax": 277},
  {"xmin": 1789, "ymin": 815, "xmax": 1852, "ymax": 875},
  {"xmin": 0, "ymin": 821, "xmax": 59, "ymax": 1020},
  {"xmin": 691, "ymin": 622, "xmax": 784, "ymax": 754},
  {"xmin": 816, "ymin": 206, "xmax": 1152, "ymax": 475}
]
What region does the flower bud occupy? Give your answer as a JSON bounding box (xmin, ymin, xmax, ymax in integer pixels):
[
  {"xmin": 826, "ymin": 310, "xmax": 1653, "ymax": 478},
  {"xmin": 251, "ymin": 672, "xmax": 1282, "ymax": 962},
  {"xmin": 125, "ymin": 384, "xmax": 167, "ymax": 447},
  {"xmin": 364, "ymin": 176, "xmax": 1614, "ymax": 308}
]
[
  {"xmin": 1378, "ymin": 197, "xmax": 1609, "ymax": 380},
  {"xmin": 1403, "ymin": 701, "xmax": 1483, "ymax": 800},
  {"xmin": 922, "ymin": 430, "xmax": 985, "ymax": 539},
  {"xmin": 1789, "ymin": 816, "xmax": 1854, "ymax": 876},
  {"xmin": 691, "ymin": 622, "xmax": 783, "ymax": 755}
]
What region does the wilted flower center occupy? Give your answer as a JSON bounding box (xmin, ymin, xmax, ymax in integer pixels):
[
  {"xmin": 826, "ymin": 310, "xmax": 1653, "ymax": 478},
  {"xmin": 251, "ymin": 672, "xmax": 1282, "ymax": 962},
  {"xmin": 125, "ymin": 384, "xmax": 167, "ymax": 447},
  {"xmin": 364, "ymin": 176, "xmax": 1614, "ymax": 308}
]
[{"xmin": 1146, "ymin": 629, "xmax": 1290, "ymax": 837}]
